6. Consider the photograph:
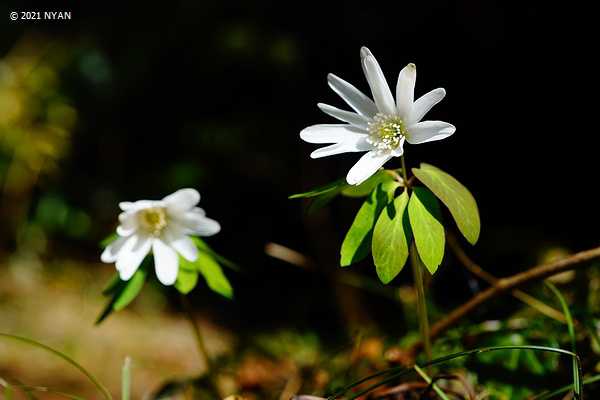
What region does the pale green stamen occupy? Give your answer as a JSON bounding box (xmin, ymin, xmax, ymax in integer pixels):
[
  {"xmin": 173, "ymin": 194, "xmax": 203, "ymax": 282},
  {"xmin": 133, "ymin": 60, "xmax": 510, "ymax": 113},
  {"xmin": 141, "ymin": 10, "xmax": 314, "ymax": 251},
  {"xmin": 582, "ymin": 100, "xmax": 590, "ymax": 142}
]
[
  {"xmin": 139, "ymin": 207, "xmax": 168, "ymax": 235},
  {"xmin": 367, "ymin": 113, "xmax": 408, "ymax": 151}
]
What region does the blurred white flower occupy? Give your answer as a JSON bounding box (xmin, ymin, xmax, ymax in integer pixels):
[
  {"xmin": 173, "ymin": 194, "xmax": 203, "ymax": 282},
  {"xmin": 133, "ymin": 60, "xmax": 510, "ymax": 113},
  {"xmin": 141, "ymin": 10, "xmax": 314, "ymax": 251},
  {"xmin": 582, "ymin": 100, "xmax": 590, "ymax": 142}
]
[
  {"xmin": 101, "ymin": 189, "xmax": 220, "ymax": 285},
  {"xmin": 300, "ymin": 47, "xmax": 455, "ymax": 185}
]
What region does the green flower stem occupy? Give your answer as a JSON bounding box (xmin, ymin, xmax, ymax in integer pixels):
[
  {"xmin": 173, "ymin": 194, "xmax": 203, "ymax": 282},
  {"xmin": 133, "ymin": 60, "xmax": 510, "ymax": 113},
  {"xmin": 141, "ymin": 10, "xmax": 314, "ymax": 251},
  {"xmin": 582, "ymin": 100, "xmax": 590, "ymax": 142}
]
[
  {"xmin": 400, "ymin": 155, "xmax": 409, "ymax": 184},
  {"xmin": 121, "ymin": 357, "xmax": 131, "ymax": 400},
  {"xmin": 401, "ymin": 155, "xmax": 432, "ymax": 361},
  {"xmin": 413, "ymin": 364, "xmax": 451, "ymax": 400},
  {"xmin": 410, "ymin": 243, "xmax": 432, "ymax": 361},
  {"xmin": 179, "ymin": 294, "xmax": 213, "ymax": 374},
  {"xmin": 335, "ymin": 345, "xmax": 582, "ymax": 400},
  {"xmin": 546, "ymin": 282, "xmax": 580, "ymax": 397},
  {"xmin": 0, "ymin": 333, "xmax": 112, "ymax": 400}
]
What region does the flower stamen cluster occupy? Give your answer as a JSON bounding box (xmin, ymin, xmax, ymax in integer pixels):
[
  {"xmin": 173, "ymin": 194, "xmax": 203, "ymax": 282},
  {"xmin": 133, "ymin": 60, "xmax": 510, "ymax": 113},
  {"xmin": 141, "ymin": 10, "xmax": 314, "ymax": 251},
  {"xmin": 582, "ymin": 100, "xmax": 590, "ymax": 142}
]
[
  {"xmin": 101, "ymin": 189, "xmax": 221, "ymax": 286},
  {"xmin": 300, "ymin": 46, "xmax": 455, "ymax": 185},
  {"xmin": 139, "ymin": 207, "xmax": 168, "ymax": 236},
  {"xmin": 367, "ymin": 113, "xmax": 408, "ymax": 152}
]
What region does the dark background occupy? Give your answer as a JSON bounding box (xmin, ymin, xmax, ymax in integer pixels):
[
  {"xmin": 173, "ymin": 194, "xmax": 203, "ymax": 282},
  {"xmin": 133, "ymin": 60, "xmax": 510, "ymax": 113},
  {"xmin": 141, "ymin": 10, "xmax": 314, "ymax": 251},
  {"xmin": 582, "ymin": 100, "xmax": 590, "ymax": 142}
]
[{"xmin": 1, "ymin": 1, "xmax": 596, "ymax": 336}]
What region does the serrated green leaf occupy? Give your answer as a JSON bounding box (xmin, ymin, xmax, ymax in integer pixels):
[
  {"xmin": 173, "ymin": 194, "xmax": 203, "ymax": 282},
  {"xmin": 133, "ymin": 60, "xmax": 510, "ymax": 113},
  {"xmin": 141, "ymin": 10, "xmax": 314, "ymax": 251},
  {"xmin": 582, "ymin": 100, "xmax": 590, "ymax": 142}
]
[
  {"xmin": 340, "ymin": 180, "xmax": 401, "ymax": 266},
  {"xmin": 289, "ymin": 179, "xmax": 346, "ymax": 199},
  {"xmin": 408, "ymin": 187, "xmax": 445, "ymax": 274},
  {"xmin": 372, "ymin": 190, "xmax": 411, "ymax": 283},
  {"xmin": 175, "ymin": 260, "xmax": 199, "ymax": 294},
  {"xmin": 412, "ymin": 163, "xmax": 480, "ymax": 244},
  {"xmin": 341, "ymin": 170, "xmax": 395, "ymax": 198},
  {"xmin": 196, "ymin": 253, "xmax": 233, "ymax": 299}
]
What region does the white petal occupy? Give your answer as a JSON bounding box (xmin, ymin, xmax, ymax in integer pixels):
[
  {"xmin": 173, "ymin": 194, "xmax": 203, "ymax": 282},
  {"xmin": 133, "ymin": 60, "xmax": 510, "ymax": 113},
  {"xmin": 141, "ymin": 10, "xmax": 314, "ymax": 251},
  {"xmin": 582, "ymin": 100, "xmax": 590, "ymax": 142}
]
[
  {"xmin": 101, "ymin": 236, "xmax": 129, "ymax": 263},
  {"xmin": 120, "ymin": 200, "xmax": 159, "ymax": 212},
  {"xmin": 317, "ymin": 103, "xmax": 369, "ymax": 129},
  {"xmin": 408, "ymin": 88, "xmax": 446, "ymax": 125},
  {"xmin": 360, "ymin": 50, "xmax": 396, "ymax": 115},
  {"xmin": 406, "ymin": 121, "xmax": 456, "ymax": 144},
  {"xmin": 310, "ymin": 136, "xmax": 371, "ymax": 158},
  {"xmin": 190, "ymin": 207, "xmax": 206, "ymax": 216},
  {"xmin": 396, "ymin": 63, "xmax": 416, "ymax": 120},
  {"xmin": 391, "ymin": 137, "xmax": 406, "ymax": 157},
  {"xmin": 152, "ymin": 239, "xmax": 179, "ymax": 285},
  {"xmin": 116, "ymin": 226, "xmax": 136, "ymax": 236},
  {"xmin": 300, "ymin": 124, "xmax": 367, "ymax": 144},
  {"xmin": 327, "ymin": 73, "xmax": 378, "ymax": 117},
  {"xmin": 346, "ymin": 150, "xmax": 393, "ymax": 185},
  {"xmin": 116, "ymin": 235, "xmax": 152, "ymax": 280},
  {"xmin": 360, "ymin": 46, "xmax": 374, "ymax": 84},
  {"xmin": 360, "ymin": 46, "xmax": 373, "ymax": 60},
  {"xmin": 170, "ymin": 234, "xmax": 198, "ymax": 261},
  {"xmin": 162, "ymin": 226, "xmax": 198, "ymax": 261},
  {"xmin": 163, "ymin": 189, "xmax": 200, "ymax": 213},
  {"xmin": 119, "ymin": 202, "xmax": 135, "ymax": 211},
  {"xmin": 177, "ymin": 213, "xmax": 221, "ymax": 236},
  {"xmin": 116, "ymin": 211, "xmax": 138, "ymax": 236}
]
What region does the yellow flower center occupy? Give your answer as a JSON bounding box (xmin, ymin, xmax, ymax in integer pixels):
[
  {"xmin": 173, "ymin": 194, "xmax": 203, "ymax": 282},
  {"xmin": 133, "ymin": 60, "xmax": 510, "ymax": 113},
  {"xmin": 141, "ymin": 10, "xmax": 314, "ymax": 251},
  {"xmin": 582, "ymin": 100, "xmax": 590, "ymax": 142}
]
[
  {"xmin": 139, "ymin": 207, "xmax": 167, "ymax": 236},
  {"xmin": 368, "ymin": 113, "xmax": 408, "ymax": 151}
]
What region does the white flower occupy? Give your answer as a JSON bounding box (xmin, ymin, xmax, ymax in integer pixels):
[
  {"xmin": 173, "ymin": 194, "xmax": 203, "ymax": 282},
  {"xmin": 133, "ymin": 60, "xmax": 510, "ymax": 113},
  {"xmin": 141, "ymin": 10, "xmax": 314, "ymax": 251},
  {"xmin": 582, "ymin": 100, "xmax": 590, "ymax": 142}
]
[
  {"xmin": 101, "ymin": 188, "xmax": 221, "ymax": 285},
  {"xmin": 300, "ymin": 47, "xmax": 455, "ymax": 185}
]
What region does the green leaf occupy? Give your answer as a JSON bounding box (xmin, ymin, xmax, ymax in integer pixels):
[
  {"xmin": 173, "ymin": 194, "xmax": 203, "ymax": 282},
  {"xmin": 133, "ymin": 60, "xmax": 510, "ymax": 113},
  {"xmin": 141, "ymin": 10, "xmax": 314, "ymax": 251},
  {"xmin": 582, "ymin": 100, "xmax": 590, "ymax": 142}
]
[
  {"xmin": 340, "ymin": 180, "xmax": 401, "ymax": 267},
  {"xmin": 341, "ymin": 170, "xmax": 395, "ymax": 198},
  {"xmin": 101, "ymin": 273, "xmax": 121, "ymax": 295},
  {"xmin": 113, "ymin": 268, "xmax": 147, "ymax": 310},
  {"xmin": 180, "ymin": 241, "xmax": 234, "ymax": 298},
  {"xmin": 0, "ymin": 333, "xmax": 112, "ymax": 400},
  {"xmin": 99, "ymin": 233, "xmax": 118, "ymax": 248},
  {"xmin": 305, "ymin": 189, "xmax": 341, "ymax": 214},
  {"xmin": 196, "ymin": 252, "xmax": 234, "ymax": 299},
  {"xmin": 408, "ymin": 187, "xmax": 445, "ymax": 274},
  {"xmin": 175, "ymin": 261, "xmax": 199, "ymax": 294},
  {"xmin": 372, "ymin": 190, "xmax": 411, "ymax": 283},
  {"xmin": 191, "ymin": 237, "xmax": 239, "ymax": 271},
  {"xmin": 412, "ymin": 163, "xmax": 480, "ymax": 245},
  {"xmin": 329, "ymin": 345, "xmax": 581, "ymax": 400},
  {"xmin": 290, "ymin": 179, "xmax": 349, "ymax": 214},
  {"xmin": 289, "ymin": 179, "xmax": 346, "ymax": 199},
  {"xmin": 546, "ymin": 282, "xmax": 580, "ymax": 396},
  {"xmin": 96, "ymin": 268, "xmax": 147, "ymax": 324}
]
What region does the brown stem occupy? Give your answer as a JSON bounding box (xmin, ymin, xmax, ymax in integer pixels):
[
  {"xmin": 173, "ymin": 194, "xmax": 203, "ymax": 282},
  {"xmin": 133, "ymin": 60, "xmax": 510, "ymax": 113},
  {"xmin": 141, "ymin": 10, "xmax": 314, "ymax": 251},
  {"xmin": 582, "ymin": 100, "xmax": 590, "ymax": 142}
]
[
  {"xmin": 447, "ymin": 232, "xmax": 567, "ymax": 324},
  {"xmin": 408, "ymin": 244, "xmax": 600, "ymax": 354}
]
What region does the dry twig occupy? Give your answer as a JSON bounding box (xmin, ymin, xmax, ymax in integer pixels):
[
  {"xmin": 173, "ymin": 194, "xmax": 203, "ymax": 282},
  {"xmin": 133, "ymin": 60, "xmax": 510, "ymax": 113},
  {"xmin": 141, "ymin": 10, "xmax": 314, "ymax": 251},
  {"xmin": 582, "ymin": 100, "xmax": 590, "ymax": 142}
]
[{"xmin": 409, "ymin": 244, "xmax": 600, "ymax": 354}]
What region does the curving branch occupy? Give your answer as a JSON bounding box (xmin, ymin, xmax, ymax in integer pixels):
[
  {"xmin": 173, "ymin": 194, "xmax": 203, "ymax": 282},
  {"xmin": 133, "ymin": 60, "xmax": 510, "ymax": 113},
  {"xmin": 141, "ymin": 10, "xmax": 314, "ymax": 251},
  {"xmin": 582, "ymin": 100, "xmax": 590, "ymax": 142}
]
[
  {"xmin": 409, "ymin": 243, "xmax": 600, "ymax": 354},
  {"xmin": 447, "ymin": 232, "xmax": 567, "ymax": 324}
]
